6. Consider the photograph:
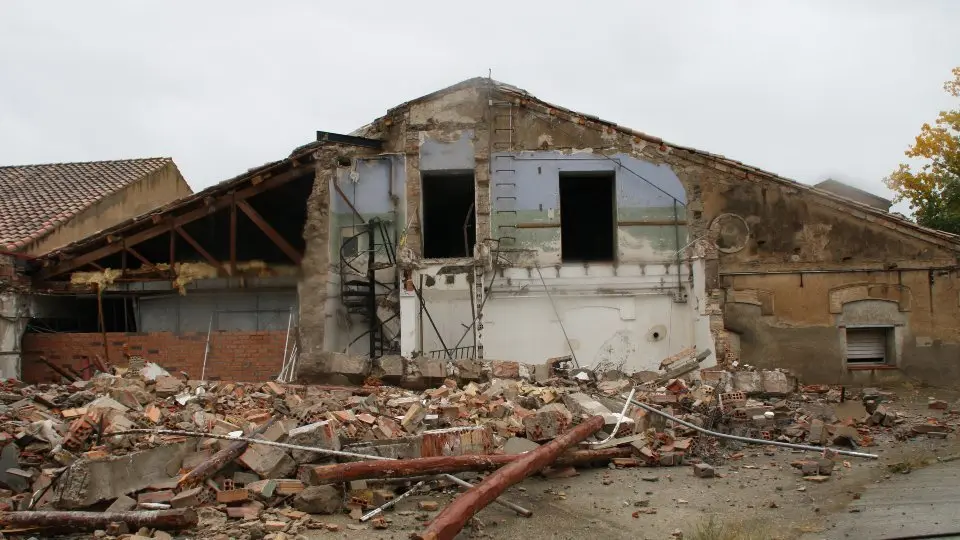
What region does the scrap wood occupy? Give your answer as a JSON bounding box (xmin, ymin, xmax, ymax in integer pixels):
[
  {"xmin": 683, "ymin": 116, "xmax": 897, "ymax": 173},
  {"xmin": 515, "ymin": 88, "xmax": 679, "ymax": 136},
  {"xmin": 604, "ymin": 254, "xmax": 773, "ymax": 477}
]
[
  {"xmin": 0, "ymin": 509, "xmax": 197, "ymax": 531},
  {"xmin": 310, "ymin": 447, "xmax": 632, "ymax": 484},
  {"xmin": 413, "ymin": 415, "xmax": 605, "ymax": 540},
  {"xmin": 177, "ymin": 415, "xmax": 279, "ymax": 489}
]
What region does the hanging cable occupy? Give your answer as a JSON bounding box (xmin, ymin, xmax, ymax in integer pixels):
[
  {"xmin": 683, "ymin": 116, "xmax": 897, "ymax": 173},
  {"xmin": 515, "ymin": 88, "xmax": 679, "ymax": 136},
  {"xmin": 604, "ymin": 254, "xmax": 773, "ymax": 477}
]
[{"xmin": 535, "ymin": 264, "xmax": 579, "ymax": 368}]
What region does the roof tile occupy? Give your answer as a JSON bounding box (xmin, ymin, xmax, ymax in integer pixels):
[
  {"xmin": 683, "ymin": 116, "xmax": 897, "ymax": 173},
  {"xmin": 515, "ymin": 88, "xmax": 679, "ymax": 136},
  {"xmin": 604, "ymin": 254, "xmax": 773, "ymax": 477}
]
[{"xmin": 0, "ymin": 157, "xmax": 171, "ymax": 250}]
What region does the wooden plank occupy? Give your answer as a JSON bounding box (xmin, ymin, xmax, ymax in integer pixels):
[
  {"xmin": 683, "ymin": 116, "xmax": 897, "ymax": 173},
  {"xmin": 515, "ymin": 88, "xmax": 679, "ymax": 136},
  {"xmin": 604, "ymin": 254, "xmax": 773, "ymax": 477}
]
[
  {"xmin": 236, "ymin": 199, "xmax": 302, "ymax": 265},
  {"xmin": 174, "ymin": 226, "xmax": 223, "ymax": 272},
  {"xmin": 39, "ymin": 164, "xmax": 314, "ymax": 279}
]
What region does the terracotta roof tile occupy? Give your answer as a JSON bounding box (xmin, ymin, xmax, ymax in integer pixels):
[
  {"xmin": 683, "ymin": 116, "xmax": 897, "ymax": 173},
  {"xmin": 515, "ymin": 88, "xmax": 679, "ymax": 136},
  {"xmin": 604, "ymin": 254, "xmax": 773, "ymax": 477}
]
[{"xmin": 0, "ymin": 158, "xmax": 171, "ymax": 250}]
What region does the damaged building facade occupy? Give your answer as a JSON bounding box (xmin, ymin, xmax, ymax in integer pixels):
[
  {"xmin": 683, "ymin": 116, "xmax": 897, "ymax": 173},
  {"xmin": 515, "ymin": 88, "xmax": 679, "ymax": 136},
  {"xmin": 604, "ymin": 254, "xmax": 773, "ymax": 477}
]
[{"xmin": 20, "ymin": 78, "xmax": 960, "ymax": 386}]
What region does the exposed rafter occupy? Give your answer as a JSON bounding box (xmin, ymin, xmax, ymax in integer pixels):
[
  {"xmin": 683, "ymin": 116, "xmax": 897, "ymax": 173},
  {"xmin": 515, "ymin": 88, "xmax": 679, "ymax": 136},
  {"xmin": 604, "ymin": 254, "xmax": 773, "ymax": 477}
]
[
  {"xmin": 237, "ymin": 200, "xmax": 303, "ymax": 265},
  {"xmin": 38, "ymin": 164, "xmax": 313, "ymax": 280},
  {"xmin": 174, "ymin": 225, "xmax": 223, "ymax": 272}
]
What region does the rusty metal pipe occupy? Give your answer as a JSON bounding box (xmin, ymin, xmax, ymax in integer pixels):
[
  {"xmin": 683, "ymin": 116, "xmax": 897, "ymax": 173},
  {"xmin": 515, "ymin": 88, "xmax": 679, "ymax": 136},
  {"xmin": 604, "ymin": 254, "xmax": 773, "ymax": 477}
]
[
  {"xmin": 414, "ymin": 415, "xmax": 606, "ymax": 540},
  {"xmin": 310, "ymin": 447, "xmax": 631, "ymax": 484}
]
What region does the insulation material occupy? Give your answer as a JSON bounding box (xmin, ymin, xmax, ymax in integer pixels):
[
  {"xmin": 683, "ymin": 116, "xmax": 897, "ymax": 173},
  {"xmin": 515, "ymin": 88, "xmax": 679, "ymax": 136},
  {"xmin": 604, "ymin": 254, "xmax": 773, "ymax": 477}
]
[
  {"xmin": 69, "ymin": 268, "xmax": 121, "ymax": 288},
  {"xmin": 172, "ymin": 262, "xmax": 218, "ymax": 294}
]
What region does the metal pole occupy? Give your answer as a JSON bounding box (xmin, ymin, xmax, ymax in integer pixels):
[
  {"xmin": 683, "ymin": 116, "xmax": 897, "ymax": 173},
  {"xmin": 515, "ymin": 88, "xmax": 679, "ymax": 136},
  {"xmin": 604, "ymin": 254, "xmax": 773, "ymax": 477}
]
[
  {"xmin": 611, "ymin": 393, "xmax": 878, "ymax": 459},
  {"xmin": 279, "ymin": 308, "xmax": 293, "ymax": 382},
  {"xmin": 200, "ymin": 314, "xmax": 213, "ymax": 381},
  {"xmin": 361, "ymin": 480, "xmax": 427, "ymax": 522}
]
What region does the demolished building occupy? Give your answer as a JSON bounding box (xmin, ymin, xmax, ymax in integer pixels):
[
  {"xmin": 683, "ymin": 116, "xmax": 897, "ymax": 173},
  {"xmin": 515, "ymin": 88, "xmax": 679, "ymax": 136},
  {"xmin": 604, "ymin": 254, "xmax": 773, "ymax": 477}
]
[{"xmin": 17, "ymin": 77, "xmax": 960, "ymax": 386}]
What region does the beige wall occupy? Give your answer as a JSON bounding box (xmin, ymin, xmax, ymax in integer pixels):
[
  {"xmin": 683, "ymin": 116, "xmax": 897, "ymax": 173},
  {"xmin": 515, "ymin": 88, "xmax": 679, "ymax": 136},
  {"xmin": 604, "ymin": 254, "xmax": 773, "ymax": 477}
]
[{"xmin": 25, "ymin": 162, "xmax": 193, "ymax": 256}]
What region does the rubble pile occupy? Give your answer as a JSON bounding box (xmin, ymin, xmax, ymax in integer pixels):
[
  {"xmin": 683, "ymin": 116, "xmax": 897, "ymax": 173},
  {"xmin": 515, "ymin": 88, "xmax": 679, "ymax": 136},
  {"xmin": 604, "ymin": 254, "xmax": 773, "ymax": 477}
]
[{"xmin": 0, "ymin": 353, "xmax": 954, "ymax": 538}]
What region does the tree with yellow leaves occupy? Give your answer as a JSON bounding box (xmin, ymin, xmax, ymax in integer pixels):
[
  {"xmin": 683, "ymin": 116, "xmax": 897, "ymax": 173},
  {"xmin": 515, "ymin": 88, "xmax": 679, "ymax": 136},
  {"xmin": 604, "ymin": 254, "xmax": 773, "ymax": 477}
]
[{"xmin": 885, "ymin": 67, "xmax": 960, "ymax": 234}]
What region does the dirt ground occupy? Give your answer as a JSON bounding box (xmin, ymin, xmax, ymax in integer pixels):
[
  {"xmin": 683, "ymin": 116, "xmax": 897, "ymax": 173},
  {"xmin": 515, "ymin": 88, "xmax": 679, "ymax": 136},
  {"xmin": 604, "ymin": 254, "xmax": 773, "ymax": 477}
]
[{"xmin": 289, "ymin": 385, "xmax": 960, "ymax": 540}]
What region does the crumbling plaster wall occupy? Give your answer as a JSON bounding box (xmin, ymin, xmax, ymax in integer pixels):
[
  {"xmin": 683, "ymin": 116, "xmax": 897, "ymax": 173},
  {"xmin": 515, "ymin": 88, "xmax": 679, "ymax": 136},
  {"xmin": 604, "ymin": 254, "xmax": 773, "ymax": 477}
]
[
  {"xmin": 492, "ymin": 91, "xmax": 960, "ymax": 384},
  {"xmin": 387, "ymin": 86, "xmax": 711, "ymax": 371},
  {"xmin": 302, "ymin": 83, "xmax": 960, "ymax": 382}
]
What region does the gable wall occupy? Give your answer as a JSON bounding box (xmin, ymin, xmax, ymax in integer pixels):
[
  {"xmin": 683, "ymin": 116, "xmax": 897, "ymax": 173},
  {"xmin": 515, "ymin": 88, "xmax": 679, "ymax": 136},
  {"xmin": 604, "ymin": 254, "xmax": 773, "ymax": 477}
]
[{"xmin": 298, "ymin": 82, "xmax": 960, "ymax": 384}]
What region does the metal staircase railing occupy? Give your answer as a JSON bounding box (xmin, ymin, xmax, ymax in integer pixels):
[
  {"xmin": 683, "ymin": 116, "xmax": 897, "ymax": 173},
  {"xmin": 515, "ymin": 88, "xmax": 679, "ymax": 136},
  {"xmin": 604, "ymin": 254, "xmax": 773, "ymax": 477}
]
[{"xmin": 339, "ymin": 218, "xmax": 400, "ymax": 359}]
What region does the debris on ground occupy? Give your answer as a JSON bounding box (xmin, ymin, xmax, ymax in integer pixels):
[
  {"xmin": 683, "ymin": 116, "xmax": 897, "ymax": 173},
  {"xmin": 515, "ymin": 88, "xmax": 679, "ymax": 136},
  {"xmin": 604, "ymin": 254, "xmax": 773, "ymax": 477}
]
[{"xmin": 0, "ymin": 351, "xmax": 947, "ymax": 538}]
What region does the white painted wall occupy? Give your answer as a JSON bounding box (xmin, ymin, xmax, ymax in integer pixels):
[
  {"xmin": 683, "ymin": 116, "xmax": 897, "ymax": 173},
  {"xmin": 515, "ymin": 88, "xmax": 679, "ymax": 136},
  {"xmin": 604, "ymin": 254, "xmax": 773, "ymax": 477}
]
[{"xmin": 399, "ymin": 261, "xmax": 716, "ymax": 373}]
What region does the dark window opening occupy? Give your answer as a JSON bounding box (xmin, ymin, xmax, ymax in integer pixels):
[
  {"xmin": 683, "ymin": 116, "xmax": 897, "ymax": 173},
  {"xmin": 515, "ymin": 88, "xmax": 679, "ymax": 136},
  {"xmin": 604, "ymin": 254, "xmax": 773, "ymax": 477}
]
[
  {"xmin": 559, "ymin": 172, "xmax": 616, "ymax": 262},
  {"xmin": 26, "ymin": 297, "xmax": 137, "ymax": 334},
  {"xmin": 422, "ymin": 172, "xmax": 476, "ymax": 258},
  {"xmin": 845, "ymin": 327, "xmax": 891, "ymax": 365}
]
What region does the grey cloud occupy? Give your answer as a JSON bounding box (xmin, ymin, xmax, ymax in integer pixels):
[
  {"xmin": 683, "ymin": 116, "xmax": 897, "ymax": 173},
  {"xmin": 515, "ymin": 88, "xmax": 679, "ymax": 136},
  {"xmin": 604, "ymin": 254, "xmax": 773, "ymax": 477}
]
[{"xmin": 1, "ymin": 0, "xmax": 958, "ymax": 217}]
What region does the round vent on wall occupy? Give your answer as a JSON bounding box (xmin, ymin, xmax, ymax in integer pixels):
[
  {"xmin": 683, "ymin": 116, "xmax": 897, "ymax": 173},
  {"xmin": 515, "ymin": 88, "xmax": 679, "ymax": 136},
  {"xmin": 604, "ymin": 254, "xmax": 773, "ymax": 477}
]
[{"xmin": 709, "ymin": 213, "xmax": 750, "ymax": 254}]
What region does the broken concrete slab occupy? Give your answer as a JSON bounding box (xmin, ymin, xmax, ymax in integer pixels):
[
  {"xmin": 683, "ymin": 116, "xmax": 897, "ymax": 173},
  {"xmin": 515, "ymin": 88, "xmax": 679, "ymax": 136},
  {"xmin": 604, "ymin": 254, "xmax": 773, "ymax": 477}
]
[
  {"xmin": 522, "ymin": 403, "xmax": 573, "ymax": 442},
  {"xmin": 296, "ymin": 351, "xmax": 371, "ymax": 383},
  {"xmin": 286, "ymin": 421, "xmax": 340, "ymax": 464},
  {"xmin": 51, "ymin": 442, "xmax": 193, "ymax": 509},
  {"xmin": 238, "ymin": 445, "xmax": 297, "ymax": 479},
  {"xmin": 293, "ymin": 485, "xmax": 342, "ymax": 515},
  {"xmin": 503, "ymin": 437, "xmax": 540, "ymax": 455}
]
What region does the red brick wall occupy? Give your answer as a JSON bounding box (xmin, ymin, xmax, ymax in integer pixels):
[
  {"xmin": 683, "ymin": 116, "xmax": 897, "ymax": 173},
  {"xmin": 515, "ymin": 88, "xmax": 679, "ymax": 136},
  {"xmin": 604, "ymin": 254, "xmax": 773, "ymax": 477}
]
[{"xmin": 21, "ymin": 330, "xmax": 290, "ymax": 383}]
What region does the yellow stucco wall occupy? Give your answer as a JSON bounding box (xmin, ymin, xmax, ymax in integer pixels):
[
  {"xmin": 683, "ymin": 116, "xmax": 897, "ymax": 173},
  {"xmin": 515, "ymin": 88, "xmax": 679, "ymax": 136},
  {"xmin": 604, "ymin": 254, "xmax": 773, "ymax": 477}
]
[{"xmin": 25, "ymin": 162, "xmax": 193, "ymax": 256}]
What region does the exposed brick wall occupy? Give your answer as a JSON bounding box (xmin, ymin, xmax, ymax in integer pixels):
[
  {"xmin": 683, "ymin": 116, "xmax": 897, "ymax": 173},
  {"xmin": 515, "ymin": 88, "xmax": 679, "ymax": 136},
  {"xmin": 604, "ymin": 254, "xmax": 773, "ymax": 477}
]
[{"xmin": 21, "ymin": 330, "xmax": 289, "ymax": 383}]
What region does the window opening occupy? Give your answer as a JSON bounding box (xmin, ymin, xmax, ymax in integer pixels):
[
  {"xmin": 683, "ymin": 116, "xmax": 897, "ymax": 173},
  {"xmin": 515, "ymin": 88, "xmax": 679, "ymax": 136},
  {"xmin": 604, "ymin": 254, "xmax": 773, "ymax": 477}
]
[
  {"xmin": 422, "ymin": 172, "xmax": 476, "ymax": 258},
  {"xmin": 559, "ymin": 172, "xmax": 616, "ymax": 262}
]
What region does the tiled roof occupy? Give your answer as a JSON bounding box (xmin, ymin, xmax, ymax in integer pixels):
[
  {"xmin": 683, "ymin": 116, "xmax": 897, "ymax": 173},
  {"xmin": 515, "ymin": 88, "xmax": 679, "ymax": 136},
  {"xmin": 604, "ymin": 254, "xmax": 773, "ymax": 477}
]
[{"xmin": 0, "ymin": 158, "xmax": 172, "ymax": 250}]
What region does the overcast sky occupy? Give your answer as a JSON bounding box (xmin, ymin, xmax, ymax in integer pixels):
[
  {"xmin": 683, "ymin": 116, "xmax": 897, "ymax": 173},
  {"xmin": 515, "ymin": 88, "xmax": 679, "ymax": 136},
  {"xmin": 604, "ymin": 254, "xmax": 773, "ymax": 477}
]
[{"xmin": 2, "ymin": 1, "xmax": 958, "ymax": 214}]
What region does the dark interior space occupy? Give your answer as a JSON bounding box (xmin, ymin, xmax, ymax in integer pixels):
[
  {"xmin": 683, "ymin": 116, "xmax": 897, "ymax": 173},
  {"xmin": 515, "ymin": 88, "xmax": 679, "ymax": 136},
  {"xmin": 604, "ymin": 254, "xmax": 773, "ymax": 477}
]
[
  {"xmin": 559, "ymin": 172, "xmax": 616, "ymax": 262},
  {"xmin": 26, "ymin": 296, "xmax": 137, "ymax": 333},
  {"xmin": 422, "ymin": 172, "xmax": 476, "ymax": 258},
  {"xmin": 91, "ymin": 173, "xmax": 315, "ymax": 273}
]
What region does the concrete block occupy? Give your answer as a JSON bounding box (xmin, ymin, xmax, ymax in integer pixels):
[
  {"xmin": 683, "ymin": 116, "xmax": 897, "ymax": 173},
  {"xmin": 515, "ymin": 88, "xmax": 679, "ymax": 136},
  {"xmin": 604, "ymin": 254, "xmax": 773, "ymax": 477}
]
[
  {"xmin": 415, "ymin": 357, "xmax": 446, "ymax": 379},
  {"xmin": 455, "ymin": 359, "xmax": 482, "ymax": 381},
  {"xmin": 503, "ymin": 437, "xmax": 540, "ymax": 455},
  {"xmin": 293, "ymin": 485, "xmax": 342, "ymax": 515},
  {"xmin": 808, "ymin": 419, "xmax": 826, "ymax": 445},
  {"xmin": 731, "ymin": 372, "xmax": 762, "ymax": 394},
  {"xmin": 238, "ymin": 445, "xmax": 296, "ymax": 479},
  {"xmin": 760, "ymin": 370, "xmax": 796, "ymax": 396},
  {"xmin": 286, "ymin": 421, "xmax": 339, "ymax": 464},
  {"xmin": 562, "ymin": 393, "xmax": 612, "ymax": 418},
  {"xmin": 105, "ymin": 494, "xmax": 136, "ymax": 512},
  {"xmin": 342, "ymin": 437, "xmax": 422, "ymax": 460},
  {"xmin": 50, "ymin": 442, "xmax": 192, "ymax": 509},
  {"xmin": 378, "ymin": 355, "xmax": 405, "ymax": 379},
  {"xmin": 296, "ymin": 351, "xmax": 371, "ymax": 383},
  {"xmin": 154, "ymin": 376, "xmax": 183, "ymax": 398},
  {"xmin": 522, "ymin": 404, "xmax": 573, "ymax": 442}
]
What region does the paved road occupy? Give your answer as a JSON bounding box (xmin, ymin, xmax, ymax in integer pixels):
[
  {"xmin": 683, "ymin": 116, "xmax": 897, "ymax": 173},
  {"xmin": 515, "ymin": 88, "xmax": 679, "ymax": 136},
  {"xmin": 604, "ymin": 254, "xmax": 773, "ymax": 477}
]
[{"xmin": 803, "ymin": 460, "xmax": 960, "ymax": 540}]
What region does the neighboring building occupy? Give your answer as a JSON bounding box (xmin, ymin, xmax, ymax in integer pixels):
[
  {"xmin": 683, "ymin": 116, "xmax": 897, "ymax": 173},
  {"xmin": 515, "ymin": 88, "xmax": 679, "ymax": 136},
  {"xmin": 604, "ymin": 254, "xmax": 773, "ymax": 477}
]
[
  {"xmin": 0, "ymin": 158, "xmax": 192, "ymax": 254},
  {"xmin": 0, "ymin": 158, "xmax": 193, "ymax": 378},
  {"xmin": 814, "ymin": 178, "xmax": 892, "ymax": 212},
  {"xmin": 21, "ymin": 79, "xmax": 960, "ymax": 386}
]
